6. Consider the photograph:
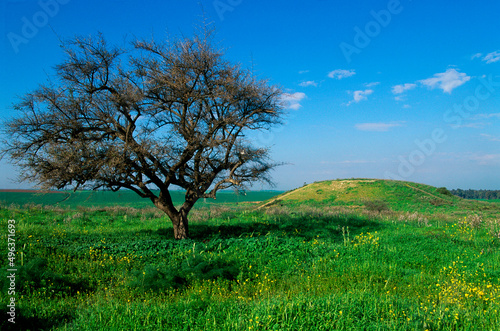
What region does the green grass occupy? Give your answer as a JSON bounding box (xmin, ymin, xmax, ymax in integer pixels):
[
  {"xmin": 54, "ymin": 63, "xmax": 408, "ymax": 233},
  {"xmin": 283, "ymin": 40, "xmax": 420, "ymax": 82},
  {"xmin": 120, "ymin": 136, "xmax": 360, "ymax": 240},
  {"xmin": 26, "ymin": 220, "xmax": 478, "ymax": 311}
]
[
  {"xmin": 1, "ymin": 179, "xmax": 500, "ymax": 330},
  {"xmin": 0, "ymin": 190, "xmax": 282, "ymax": 210},
  {"xmin": 484, "ymin": 199, "xmax": 500, "ymax": 203}
]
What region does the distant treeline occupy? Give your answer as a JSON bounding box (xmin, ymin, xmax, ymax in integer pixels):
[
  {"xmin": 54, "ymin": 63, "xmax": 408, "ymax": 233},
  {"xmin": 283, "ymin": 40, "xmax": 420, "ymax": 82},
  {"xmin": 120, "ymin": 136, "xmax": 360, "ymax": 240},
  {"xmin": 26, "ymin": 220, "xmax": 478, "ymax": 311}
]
[{"xmin": 450, "ymin": 189, "xmax": 500, "ymax": 200}]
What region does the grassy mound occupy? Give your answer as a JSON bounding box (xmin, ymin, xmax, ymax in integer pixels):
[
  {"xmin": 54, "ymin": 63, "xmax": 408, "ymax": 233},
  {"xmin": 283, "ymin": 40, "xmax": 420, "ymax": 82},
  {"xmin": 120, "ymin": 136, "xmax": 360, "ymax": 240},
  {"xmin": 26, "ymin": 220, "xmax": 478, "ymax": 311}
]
[{"xmin": 260, "ymin": 179, "xmax": 500, "ymax": 217}]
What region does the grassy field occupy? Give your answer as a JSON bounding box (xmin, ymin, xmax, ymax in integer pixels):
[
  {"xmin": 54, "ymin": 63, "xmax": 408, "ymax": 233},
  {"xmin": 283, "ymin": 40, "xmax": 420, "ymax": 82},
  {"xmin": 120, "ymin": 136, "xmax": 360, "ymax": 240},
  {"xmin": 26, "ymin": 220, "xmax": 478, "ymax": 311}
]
[
  {"xmin": 1, "ymin": 179, "xmax": 500, "ymax": 330},
  {"xmin": 0, "ymin": 190, "xmax": 281, "ymax": 210}
]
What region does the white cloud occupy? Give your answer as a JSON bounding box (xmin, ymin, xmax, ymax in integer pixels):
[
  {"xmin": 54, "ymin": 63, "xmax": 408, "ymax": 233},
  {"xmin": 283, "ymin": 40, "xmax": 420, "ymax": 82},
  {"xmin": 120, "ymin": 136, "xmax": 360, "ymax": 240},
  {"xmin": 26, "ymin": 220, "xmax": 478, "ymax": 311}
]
[
  {"xmin": 471, "ymin": 53, "xmax": 483, "ymax": 60},
  {"xmin": 328, "ymin": 69, "xmax": 355, "ymax": 79},
  {"xmin": 365, "ymin": 82, "xmax": 380, "ymax": 87},
  {"xmin": 280, "ymin": 92, "xmax": 306, "ymax": 110},
  {"xmin": 471, "ymin": 154, "xmax": 500, "ymax": 165},
  {"xmin": 437, "ymin": 152, "xmax": 500, "ymax": 166},
  {"xmin": 353, "ymin": 89, "xmax": 372, "ymax": 102},
  {"xmin": 321, "ymin": 159, "xmax": 375, "ymax": 165},
  {"xmin": 481, "ymin": 134, "xmax": 500, "ymax": 142},
  {"xmin": 482, "ymin": 51, "xmax": 500, "ymax": 64},
  {"xmin": 392, "ymin": 83, "xmax": 417, "ymax": 94},
  {"xmin": 418, "ymin": 68, "xmax": 470, "ymax": 94},
  {"xmin": 298, "ymin": 70, "xmax": 310, "ymax": 74},
  {"xmin": 454, "ymin": 113, "xmax": 500, "ymax": 128},
  {"xmin": 355, "ymin": 122, "xmax": 403, "ymax": 132},
  {"xmin": 347, "ymin": 89, "xmax": 373, "ymax": 105},
  {"xmin": 474, "ymin": 113, "xmax": 500, "ymax": 120},
  {"xmin": 456, "ymin": 123, "xmax": 487, "ymax": 129},
  {"xmin": 299, "ymin": 80, "xmax": 317, "ymax": 87}
]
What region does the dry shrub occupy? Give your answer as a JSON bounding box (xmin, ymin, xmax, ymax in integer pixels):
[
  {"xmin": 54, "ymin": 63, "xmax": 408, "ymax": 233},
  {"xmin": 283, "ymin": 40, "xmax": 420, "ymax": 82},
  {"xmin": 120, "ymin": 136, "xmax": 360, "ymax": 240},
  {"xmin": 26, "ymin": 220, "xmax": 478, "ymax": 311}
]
[
  {"xmin": 398, "ymin": 212, "xmax": 430, "ymax": 227},
  {"xmin": 264, "ymin": 204, "xmax": 354, "ymax": 221},
  {"xmin": 188, "ymin": 205, "xmax": 237, "ymax": 222},
  {"xmin": 486, "ymin": 218, "xmax": 500, "ymax": 240},
  {"xmin": 264, "ymin": 205, "xmax": 293, "ymax": 218},
  {"xmin": 458, "ymin": 214, "xmax": 484, "ymax": 229},
  {"xmin": 364, "ymin": 200, "xmax": 389, "ymax": 213}
]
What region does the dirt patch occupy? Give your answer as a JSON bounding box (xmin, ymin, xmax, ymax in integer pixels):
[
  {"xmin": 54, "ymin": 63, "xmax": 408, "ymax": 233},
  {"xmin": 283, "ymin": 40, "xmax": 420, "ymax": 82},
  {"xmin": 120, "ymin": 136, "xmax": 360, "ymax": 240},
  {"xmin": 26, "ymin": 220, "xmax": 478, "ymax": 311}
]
[
  {"xmin": 329, "ymin": 179, "xmax": 375, "ymax": 191},
  {"xmin": 256, "ymin": 186, "xmax": 309, "ymax": 209}
]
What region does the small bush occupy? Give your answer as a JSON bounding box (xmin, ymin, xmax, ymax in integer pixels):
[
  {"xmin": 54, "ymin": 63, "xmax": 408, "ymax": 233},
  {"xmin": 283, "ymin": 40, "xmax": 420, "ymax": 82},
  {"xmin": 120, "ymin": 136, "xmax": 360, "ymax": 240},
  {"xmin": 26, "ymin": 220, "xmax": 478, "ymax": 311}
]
[
  {"xmin": 437, "ymin": 187, "xmax": 453, "ymax": 196},
  {"xmin": 364, "ymin": 200, "xmax": 389, "ymax": 213}
]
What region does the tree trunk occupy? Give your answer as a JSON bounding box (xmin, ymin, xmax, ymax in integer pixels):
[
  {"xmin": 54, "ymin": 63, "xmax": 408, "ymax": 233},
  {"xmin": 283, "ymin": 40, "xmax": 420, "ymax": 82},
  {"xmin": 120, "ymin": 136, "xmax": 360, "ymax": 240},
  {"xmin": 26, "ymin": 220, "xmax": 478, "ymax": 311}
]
[
  {"xmin": 154, "ymin": 191, "xmax": 191, "ymax": 240},
  {"xmin": 172, "ymin": 211, "xmax": 189, "ymax": 240}
]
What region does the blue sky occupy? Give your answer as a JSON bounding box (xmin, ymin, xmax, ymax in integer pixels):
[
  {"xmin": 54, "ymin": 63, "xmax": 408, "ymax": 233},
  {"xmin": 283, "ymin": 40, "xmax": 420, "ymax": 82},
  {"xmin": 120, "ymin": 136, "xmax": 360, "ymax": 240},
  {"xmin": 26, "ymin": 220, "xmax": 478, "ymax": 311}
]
[{"xmin": 1, "ymin": 0, "xmax": 499, "ymax": 191}]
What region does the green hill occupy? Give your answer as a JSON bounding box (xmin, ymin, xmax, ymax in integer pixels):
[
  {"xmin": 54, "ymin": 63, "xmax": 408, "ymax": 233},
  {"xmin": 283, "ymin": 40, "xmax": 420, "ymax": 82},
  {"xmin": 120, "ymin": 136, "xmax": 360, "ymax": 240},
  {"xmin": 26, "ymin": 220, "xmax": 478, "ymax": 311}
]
[{"xmin": 260, "ymin": 179, "xmax": 500, "ymax": 218}]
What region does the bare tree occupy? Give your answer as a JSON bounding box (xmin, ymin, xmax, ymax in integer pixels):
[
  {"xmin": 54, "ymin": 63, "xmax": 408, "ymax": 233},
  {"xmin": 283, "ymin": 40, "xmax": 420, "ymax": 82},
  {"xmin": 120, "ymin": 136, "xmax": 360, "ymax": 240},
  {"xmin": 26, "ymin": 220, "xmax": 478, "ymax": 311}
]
[{"xmin": 1, "ymin": 30, "xmax": 284, "ymax": 239}]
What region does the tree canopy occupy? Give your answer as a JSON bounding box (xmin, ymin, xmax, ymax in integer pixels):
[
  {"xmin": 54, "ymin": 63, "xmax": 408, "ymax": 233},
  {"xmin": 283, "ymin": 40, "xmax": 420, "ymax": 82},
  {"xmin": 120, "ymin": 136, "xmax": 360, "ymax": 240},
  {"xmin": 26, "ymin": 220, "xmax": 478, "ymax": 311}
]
[{"xmin": 1, "ymin": 30, "xmax": 284, "ymax": 239}]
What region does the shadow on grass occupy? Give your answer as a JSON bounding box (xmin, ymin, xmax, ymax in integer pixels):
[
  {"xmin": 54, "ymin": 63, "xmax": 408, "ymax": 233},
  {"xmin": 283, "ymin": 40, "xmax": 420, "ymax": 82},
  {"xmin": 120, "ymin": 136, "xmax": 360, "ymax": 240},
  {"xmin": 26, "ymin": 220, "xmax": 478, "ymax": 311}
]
[
  {"xmin": 0, "ymin": 307, "xmax": 73, "ymax": 331},
  {"xmin": 157, "ymin": 211, "xmax": 383, "ymax": 242}
]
